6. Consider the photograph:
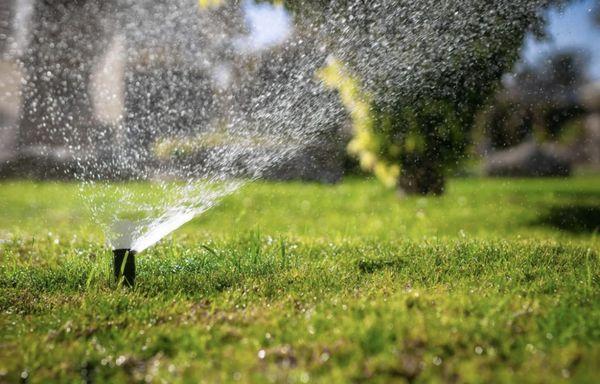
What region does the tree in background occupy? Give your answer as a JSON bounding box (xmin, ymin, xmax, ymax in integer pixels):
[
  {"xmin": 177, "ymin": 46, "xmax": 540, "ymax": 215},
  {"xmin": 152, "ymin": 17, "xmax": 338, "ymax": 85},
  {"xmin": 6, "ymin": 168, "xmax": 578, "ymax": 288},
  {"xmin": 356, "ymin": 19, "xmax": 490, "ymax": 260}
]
[
  {"xmin": 276, "ymin": 0, "xmax": 566, "ymax": 194},
  {"xmin": 0, "ymin": 1, "xmax": 14, "ymax": 56}
]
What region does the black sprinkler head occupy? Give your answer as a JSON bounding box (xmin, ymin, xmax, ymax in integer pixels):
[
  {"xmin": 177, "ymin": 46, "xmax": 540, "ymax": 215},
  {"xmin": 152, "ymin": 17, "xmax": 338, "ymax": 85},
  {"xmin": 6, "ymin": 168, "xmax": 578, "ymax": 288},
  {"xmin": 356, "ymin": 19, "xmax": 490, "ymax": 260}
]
[{"xmin": 113, "ymin": 249, "xmax": 136, "ymax": 287}]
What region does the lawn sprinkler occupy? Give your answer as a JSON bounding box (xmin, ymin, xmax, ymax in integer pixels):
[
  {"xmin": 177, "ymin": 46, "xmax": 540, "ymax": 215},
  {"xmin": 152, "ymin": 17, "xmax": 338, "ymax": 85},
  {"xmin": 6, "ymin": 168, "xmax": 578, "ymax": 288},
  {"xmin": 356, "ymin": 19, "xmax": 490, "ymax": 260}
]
[
  {"xmin": 111, "ymin": 220, "xmax": 137, "ymax": 287},
  {"xmin": 113, "ymin": 249, "xmax": 136, "ymax": 287}
]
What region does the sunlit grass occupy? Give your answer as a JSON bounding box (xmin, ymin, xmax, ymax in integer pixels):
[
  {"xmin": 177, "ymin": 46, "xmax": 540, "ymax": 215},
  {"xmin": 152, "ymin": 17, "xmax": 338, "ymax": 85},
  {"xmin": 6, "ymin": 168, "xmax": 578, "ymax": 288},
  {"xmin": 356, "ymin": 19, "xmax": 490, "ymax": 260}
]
[{"xmin": 0, "ymin": 177, "xmax": 598, "ymax": 382}]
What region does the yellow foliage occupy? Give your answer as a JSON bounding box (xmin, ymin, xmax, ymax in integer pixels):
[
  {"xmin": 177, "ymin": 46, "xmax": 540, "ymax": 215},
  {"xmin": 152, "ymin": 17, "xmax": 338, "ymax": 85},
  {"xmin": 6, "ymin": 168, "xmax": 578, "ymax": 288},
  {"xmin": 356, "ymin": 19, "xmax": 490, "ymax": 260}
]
[
  {"xmin": 198, "ymin": 0, "xmax": 224, "ymax": 9},
  {"xmin": 374, "ymin": 163, "xmax": 400, "ymax": 188},
  {"xmin": 318, "ymin": 58, "xmax": 399, "ymax": 188}
]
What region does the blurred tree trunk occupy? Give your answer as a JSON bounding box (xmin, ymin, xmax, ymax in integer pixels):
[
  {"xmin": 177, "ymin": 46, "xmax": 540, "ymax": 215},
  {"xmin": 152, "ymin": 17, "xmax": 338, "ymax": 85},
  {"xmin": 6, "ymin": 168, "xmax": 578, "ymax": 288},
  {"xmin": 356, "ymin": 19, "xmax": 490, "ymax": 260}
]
[
  {"xmin": 398, "ymin": 159, "xmax": 445, "ymax": 196},
  {"xmin": 15, "ymin": 0, "xmax": 113, "ymax": 177}
]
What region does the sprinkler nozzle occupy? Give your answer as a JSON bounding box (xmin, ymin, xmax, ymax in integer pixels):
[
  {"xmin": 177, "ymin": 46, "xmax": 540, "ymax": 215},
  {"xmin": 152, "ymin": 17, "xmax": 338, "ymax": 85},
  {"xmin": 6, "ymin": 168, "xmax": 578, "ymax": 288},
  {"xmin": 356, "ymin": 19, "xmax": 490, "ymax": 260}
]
[{"xmin": 113, "ymin": 249, "xmax": 136, "ymax": 287}]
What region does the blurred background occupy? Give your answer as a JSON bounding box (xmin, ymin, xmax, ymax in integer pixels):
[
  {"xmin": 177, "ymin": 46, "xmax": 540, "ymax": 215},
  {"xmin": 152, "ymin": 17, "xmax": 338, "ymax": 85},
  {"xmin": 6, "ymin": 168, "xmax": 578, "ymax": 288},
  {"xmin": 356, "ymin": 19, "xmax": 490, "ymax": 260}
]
[{"xmin": 0, "ymin": 0, "xmax": 599, "ymax": 188}]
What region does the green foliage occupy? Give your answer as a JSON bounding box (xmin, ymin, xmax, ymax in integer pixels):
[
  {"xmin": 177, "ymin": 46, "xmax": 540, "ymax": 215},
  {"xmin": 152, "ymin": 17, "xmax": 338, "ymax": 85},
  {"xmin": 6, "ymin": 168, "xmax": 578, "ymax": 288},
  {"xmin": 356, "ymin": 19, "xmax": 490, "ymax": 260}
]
[
  {"xmin": 372, "ymin": 99, "xmax": 469, "ymax": 193},
  {"xmin": 0, "ymin": 178, "xmax": 599, "ymax": 382},
  {"xmin": 311, "ymin": 0, "xmax": 567, "ymax": 193},
  {"xmin": 320, "ymin": 59, "xmax": 469, "ymax": 193}
]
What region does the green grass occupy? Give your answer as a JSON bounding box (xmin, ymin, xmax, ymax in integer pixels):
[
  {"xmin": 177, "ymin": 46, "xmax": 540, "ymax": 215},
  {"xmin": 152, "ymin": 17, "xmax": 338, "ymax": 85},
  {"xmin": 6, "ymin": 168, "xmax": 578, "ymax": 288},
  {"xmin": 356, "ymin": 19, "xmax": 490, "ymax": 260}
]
[{"xmin": 0, "ymin": 177, "xmax": 598, "ymax": 383}]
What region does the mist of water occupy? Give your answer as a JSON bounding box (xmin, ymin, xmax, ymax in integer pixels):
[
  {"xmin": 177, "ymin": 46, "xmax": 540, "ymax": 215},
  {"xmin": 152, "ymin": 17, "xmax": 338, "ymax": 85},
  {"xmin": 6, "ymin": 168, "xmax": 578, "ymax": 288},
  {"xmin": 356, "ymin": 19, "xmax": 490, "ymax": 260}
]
[{"xmin": 8, "ymin": 0, "xmax": 552, "ymax": 251}]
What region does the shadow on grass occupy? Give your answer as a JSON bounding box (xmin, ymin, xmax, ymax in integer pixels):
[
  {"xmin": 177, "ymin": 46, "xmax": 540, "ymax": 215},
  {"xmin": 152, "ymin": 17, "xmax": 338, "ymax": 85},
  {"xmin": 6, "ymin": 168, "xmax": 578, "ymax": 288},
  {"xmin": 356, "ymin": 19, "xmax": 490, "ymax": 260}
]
[{"xmin": 534, "ymin": 204, "xmax": 600, "ymax": 234}]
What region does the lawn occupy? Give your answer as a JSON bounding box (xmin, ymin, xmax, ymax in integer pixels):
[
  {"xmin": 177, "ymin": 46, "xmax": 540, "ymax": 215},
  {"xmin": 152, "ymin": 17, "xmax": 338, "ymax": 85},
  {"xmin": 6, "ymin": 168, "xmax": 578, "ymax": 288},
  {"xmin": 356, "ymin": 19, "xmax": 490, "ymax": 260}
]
[{"xmin": 0, "ymin": 177, "xmax": 598, "ymax": 383}]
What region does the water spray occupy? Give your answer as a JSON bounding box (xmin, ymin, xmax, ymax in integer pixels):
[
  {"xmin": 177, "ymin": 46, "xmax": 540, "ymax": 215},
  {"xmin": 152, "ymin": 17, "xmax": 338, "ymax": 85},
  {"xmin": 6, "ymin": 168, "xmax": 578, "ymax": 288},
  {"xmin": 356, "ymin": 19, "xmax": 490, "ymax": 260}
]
[{"xmin": 108, "ymin": 212, "xmax": 198, "ymax": 287}]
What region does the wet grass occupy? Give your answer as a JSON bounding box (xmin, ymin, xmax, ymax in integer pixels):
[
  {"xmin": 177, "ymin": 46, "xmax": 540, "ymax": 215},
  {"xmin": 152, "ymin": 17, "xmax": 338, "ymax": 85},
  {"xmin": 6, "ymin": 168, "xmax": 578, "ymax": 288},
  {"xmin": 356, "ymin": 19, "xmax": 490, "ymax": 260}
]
[{"xmin": 0, "ymin": 177, "xmax": 599, "ymax": 383}]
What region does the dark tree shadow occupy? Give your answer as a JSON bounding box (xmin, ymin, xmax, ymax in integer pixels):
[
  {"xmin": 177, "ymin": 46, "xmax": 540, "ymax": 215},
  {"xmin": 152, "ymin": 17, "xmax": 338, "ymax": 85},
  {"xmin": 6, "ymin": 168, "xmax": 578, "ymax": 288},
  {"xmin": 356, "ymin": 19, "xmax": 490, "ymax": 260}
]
[{"xmin": 534, "ymin": 204, "xmax": 600, "ymax": 234}]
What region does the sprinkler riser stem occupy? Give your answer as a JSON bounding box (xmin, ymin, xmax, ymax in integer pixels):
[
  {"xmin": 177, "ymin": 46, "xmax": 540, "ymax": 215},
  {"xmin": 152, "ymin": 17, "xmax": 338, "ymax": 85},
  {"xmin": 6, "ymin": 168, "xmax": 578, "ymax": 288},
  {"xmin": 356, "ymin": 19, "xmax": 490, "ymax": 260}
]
[{"xmin": 113, "ymin": 249, "xmax": 136, "ymax": 287}]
